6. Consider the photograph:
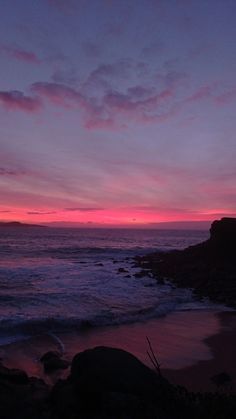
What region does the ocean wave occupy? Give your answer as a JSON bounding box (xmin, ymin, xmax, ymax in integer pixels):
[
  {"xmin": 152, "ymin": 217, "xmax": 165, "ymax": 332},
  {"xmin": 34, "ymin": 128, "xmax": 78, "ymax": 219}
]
[{"xmin": 0, "ymin": 296, "xmax": 219, "ymax": 342}]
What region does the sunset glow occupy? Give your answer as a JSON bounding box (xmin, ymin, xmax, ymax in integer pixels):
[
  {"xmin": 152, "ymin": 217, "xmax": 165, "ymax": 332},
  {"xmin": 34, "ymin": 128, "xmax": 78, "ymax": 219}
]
[{"xmin": 1, "ymin": 1, "xmax": 236, "ymax": 226}]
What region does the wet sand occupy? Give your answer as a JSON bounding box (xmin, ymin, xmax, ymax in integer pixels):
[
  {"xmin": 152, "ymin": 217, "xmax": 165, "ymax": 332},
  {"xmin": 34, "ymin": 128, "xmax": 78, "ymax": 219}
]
[
  {"xmin": 1, "ymin": 309, "xmax": 234, "ymax": 392},
  {"xmin": 164, "ymin": 311, "xmax": 236, "ymax": 392}
]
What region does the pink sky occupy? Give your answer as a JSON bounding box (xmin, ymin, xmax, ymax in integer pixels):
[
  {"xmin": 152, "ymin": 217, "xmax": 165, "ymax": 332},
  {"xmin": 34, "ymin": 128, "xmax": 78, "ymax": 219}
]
[{"xmin": 1, "ymin": 1, "xmax": 236, "ymax": 226}]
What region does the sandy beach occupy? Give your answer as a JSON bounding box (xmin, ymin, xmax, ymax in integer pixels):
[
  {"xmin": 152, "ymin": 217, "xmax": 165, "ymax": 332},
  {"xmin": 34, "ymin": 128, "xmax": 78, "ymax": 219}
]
[
  {"xmin": 164, "ymin": 311, "xmax": 236, "ymax": 393},
  {"xmin": 1, "ymin": 309, "xmax": 235, "ymax": 392}
]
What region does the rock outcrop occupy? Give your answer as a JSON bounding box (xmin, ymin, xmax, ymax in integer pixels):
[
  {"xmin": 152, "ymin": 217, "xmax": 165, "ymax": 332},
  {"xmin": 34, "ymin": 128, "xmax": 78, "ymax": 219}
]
[
  {"xmin": 0, "ymin": 364, "xmax": 49, "ymax": 419},
  {"xmin": 136, "ymin": 218, "xmax": 236, "ymax": 307},
  {"xmin": 1, "ymin": 346, "xmax": 236, "ymax": 418},
  {"xmin": 40, "ymin": 351, "xmax": 70, "ymax": 373}
]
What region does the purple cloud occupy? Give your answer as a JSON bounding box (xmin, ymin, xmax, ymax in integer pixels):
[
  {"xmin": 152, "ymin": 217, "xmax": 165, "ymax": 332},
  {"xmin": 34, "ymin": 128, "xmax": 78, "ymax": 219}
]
[
  {"xmin": 214, "ymin": 87, "xmax": 236, "ymax": 105},
  {"xmin": 84, "ymin": 61, "xmax": 133, "ymax": 90},
  {"xmin": 82, "ymin": 41, "xmax": 103, "ymax": 58},
  {"xmin": 0, "ymin": 167, "xmax": 27, "ymax": 176},
  {"xmin": 31, "ymin": 82, "xmax": 87, "ymax": 109},
  {"xmin": 51, "ymin": 68, "xmax": 79, "ymax": 85},
  {"xmin": 0, "ymin": 44, "xmax": 41, "ymax": 64},
  {"xmin": 155, "ymin": 71, "xmax": 188, "ymax": 89},
  {"xmin": 64, "ymin": 207, "xmax": 104, "ymax": 212},
  {"xmin": 0, "ymin": 91, "xmax": 41, "ymax": 112},
  {"xmin": 186, "ymin": 85, "xmax": 212, "ymax": 102},
  {"xmin": 27, "ymin": 211, "xmax": 57, "ymax": 215},
  {"xmin": 47, "ymin": 0, "xmax": 77, "ymax": 13},
  {"xmin": 141, "ymin": 41, "xmax": 164, "ymax": 58}
]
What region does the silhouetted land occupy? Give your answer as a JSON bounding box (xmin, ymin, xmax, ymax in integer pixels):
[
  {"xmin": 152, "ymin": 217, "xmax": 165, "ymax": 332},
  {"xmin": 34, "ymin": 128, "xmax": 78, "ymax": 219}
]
[
  {"xmin": 0, "ymin": 221, "xmax": 46, "ymax": 228},
  {"xmin": 1, "ymin": 346, "xmax": 236, "ymax": 419},
  {"xmin": 136, "ymin": 217, "xmax": 236, "ymax": 308},
  {"xmin": 1, "ymin": 218, "xmax": 236, "ymax": 418}
]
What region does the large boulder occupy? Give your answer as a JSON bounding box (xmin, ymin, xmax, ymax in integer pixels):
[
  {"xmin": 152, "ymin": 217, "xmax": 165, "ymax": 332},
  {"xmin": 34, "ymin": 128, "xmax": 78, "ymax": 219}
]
[
  {"xmin": 40, "ymin": 351, "xmax": 70, "ymax": 373},
  {"xmin": 50, "ymin": 346, "xmax": 175, "ymax": 419},
  {"xmin": 70, "ymin": 346, "xmax": 164, "ymax": 397}
]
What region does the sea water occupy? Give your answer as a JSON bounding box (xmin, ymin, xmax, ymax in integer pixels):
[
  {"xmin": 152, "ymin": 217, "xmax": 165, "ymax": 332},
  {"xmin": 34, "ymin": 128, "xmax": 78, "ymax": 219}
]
[{"xmin": 0, "ymin": 227, "xmax": 213, "ymax": 345}]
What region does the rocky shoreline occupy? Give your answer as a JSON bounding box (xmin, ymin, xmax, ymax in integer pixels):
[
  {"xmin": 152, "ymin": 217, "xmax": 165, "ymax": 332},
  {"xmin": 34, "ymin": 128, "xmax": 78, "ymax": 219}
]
[
  {"xmin": 135, "ymin": 218, "xmax": 236, "ymax": 308},
  {"xmin": 1, "ymin": 345, "xmax": 236, "ymax": 419},
  {"xmin": 1, "ymin": 218, "xmax": 236, "ymax": 418}
]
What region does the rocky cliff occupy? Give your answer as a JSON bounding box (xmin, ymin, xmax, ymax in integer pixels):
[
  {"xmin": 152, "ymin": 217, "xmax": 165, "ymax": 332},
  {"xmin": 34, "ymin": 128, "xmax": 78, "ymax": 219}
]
[{"xmin": 136, "ymin": 218, "xmax": 236, "ymax": 307}]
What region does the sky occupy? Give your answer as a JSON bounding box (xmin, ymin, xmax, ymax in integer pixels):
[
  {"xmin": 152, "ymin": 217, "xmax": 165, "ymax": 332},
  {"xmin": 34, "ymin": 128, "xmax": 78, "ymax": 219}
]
[{"xmin": 0, "ymin": 0, "xmax": 236, "ymax": 227}]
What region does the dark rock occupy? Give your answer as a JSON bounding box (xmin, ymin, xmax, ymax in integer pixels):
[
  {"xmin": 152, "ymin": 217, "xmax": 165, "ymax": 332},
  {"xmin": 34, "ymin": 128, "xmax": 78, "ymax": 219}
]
[
  {"xmin": 50, "ymin": 379, "xmax": 77, "ymax": 418},
  {"xmin": 137, "ymin": 218, "xmax": 236, "ymax": 308},
  {"xmin": 134, "ymin": 269, "xmax": 150, "ymax": 278},
  {"xmin": 1, "ymin": 346, "xmax": 236, "ymax": 418},
  {"xmin": 95, "ymin": 263, "xmax": 104, "ymax": 266},
  {"xmin": 210, "ymin": 217, "xmax": 236, "ymax": 240},
  {"xmin": 40, "ymin": 351, "xmax": 70, "ymax": 373},
  {"xmin": 124, "ymin": 274, "xmax": 132, "ymax": 278},
  {"xmin": 50, "ymin": 346, "xmax": 178, "ymax": 418},
  {"xmin": 0, "ymin": 364, "xmax": 29, "ymax": 385},
  {"xmin": 40, "ymin": 351, "xmax": 61, "ymax": 363},
  {"xmin": 0, "ymin": 366, "xmax": 49, "ymax": 419},
  {"xmin": 80, "ymin": 319, "xmax": 93, "ymax": 330},
  {"xmin": 70, "ymin": 346, "xmax": 164, "ymax": 398},
  {"xmin": 117, "ymin": 267, "xmax": 129, "ymax": 273},
  {"xmin": 210, "ymin": 372, "xmax": 232, "ymax": 387}
]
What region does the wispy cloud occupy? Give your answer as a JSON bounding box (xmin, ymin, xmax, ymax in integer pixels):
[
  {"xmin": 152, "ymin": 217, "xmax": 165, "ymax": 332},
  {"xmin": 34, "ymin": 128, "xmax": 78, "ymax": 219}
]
[
  {"xmin": 214, "ymin": 87, "xmax": 236, "ymax": 105},
  {"xmin": 0, "ymin": 91, "xmax": 41, "ymax": 112},
  {"xmin": 0, "ymin": 44, "xmax": 41, "ymax": 64},
  {"xmin": 47, "ymin": 0, "xmax": 78, "ymax": 13},
  {"xmin": 82, "ymin": 41, "xmax": 103, "ymax": 59},
  {"xmin": 1, "ymin": 60, "xmax": 233, "ymax": 128},
  {"xmin": 27, "ymin": 211, "xmax": 57, "ymax": 215},
  {"xmin": 64, "ymin": 207, "xmax": 104, "ymax": 212},
  {"xmin": 186, "ymin": 85, "xmax": 212, "ymax": 102},
  {"xmin": 31, "ymin": 82, "xmax": 87, "ymax": 109},
  {"xmin": 0, "ymin": 167, "xmax": 27, "ymax": 176}
]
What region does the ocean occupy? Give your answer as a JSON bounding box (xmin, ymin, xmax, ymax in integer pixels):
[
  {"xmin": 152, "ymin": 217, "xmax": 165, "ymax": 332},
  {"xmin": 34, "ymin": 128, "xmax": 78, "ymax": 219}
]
[{"xmin": 0, "ymin": 227, "xmax": 214, "ymax": 346}]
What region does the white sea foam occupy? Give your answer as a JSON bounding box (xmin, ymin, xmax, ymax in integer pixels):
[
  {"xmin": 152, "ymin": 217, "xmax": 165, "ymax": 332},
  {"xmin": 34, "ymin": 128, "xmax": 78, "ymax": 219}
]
[{"xmin": 0, "ymin": 227, "xmax": 212, "ymax": 345}]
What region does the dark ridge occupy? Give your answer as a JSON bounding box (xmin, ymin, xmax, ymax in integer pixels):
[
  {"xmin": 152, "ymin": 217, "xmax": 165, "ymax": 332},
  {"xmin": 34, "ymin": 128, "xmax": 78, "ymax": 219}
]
[{"xmin": 0, "ymin": 221, "xmax": 47, "ymax": 228}]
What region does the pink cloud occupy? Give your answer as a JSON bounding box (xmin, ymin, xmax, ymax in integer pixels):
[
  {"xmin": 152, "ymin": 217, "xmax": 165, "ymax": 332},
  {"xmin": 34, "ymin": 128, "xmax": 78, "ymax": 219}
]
[
  {"xmin": 64, "ymin": 207, "xmax": 104, "ymax": 212},
  {"xmin": 27, "ymin": 211, "xmax": 57, "ymax": 215},
  {"xmin": 85, "ymin": 117, "xmax": 117, "ymax": 130},
  {"xmin": 31, "ymin": 82, "xmax": 88, "ymax": 109},
  {"xmin": 0, "ymin": 59, "xmax": 205, "ymax": 128},
  {"xmin": 0, "ymin": 167, "xmax": 26, "ymax": 176},
  {"xmin": 186, "ymin": 85, "xmax": 212, "ymax": 102},
  {"xmin": 0, "ymin": 44, "xmax": 41, "ymax": 64},
  {"xmin": 104, "ymin": 88, "xmax": 173, "ymax": 113},
  {"xmin": 31, "ymin": 80, "xmax": 175, "ymax": 127},
  {"xmin": 214, "ymin": 88, "xmax": 236, "ymax": 105},
  {"xmin": 0, "ymin": 91, "xmax": 41, "ymax": 112}
]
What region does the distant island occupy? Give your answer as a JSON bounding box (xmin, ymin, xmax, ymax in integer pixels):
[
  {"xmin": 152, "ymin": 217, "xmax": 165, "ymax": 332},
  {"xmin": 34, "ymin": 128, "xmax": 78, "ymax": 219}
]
[
  {"xmin": 44, "ymin": 220, "xmax": 211, "ymax": 229},
  {"xmin": 0, "ymin": 221, "xmax": 46, "ymax": 228}
]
